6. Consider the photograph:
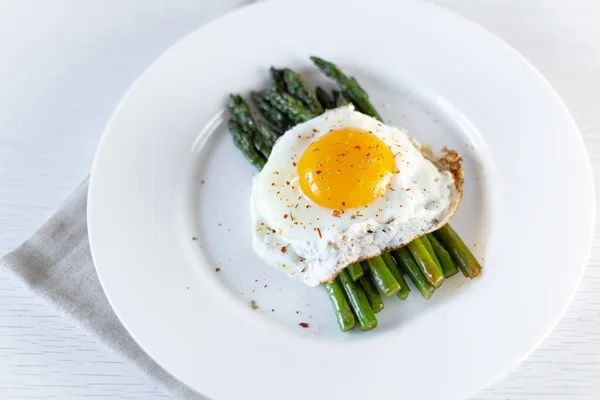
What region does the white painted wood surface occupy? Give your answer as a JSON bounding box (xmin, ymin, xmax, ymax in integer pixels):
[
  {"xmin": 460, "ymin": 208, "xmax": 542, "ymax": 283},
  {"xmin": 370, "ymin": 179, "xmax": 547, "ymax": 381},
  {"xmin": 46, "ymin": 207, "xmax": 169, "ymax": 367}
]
[{"xmin": 0, "ymin": 0, "xmax": 598, "ymax": 398}]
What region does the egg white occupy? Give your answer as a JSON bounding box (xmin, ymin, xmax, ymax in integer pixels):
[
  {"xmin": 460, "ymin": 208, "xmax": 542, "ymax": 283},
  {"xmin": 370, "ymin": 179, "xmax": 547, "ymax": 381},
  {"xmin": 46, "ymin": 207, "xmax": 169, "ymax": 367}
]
[{"xmin": 251, "ymin": 105, "xmax": 461, "ymax": 287}]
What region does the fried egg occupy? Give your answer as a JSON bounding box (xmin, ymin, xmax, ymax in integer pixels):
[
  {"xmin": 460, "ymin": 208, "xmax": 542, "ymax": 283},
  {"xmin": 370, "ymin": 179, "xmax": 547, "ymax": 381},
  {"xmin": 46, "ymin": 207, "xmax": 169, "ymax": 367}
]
[{"xmin": 251, "ymin": 105, "xmax": 462, "ymax": 287}]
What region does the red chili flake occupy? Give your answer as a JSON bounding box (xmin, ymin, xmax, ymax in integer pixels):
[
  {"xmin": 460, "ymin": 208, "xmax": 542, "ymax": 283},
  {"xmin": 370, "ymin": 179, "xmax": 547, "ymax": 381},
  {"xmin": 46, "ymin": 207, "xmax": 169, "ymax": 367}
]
[
  {"xmin": 271, "ymin": 182, "xmax": 275, "ymax": 186},
  {"xmin": 272, "ymin": 229, "xmax": 276, "ymax": 233},
  {"xmin": 293, "ymin": 162, "xmax": 297, "ymax": 166},
  {"xmin": 406, "ymin": 188, "xmax": 411, "ymax": 191},
  {"xmin": 281, "ymin": 246, "xmax": 287, "ymax": 253},
  {"xmin": 354, "ymin": 145, "xmax": 361, "ymax": 149},
  {"xmin": 286, "ymin": 181, "xmax": 290, "ymax": 185},
  {"xmin": 283, "ymin": 214, "xmax": 288, "ymax": 219},
  {"xmin": 315, "ymin": 170, "xmax": 322, "ymax": 175},
  {"xmin": 306, "ymin": 205, "xmax": 311, "ymax": 209},
  {"xmin": 332, "ymin": 210, "xmax": 341, "ymax": 217},
  {"xmin": 400, "ymin": 205, "xmax": 403, "ymax": 208},
  {"xmin": 312, "ymin": 129, "xmax": 318, "ymax": 133},
  {"xmin": 264, "ymin": 284, "xmax": 268, "ymax": 288},
  {"xmin": 296, "ymin": 310, "xmax": 299, "ymax": 314},
  {"xmin": 341, "ymin": 202, "xmax": 346, "ymax": 206},
  {"xmin": 272, "ymin": 309, "xmax": 275, "ymax": 312},
  {"xmin": 316, "ymin": 227, "xmax": 322, "ymax": 238},
  {"xmin": 215, "ymin": 268, "xmax": 221, "ymax": 272},
  {"xmin": 299, "ymin": 322, "xmax": 309, "ymax": 328}
]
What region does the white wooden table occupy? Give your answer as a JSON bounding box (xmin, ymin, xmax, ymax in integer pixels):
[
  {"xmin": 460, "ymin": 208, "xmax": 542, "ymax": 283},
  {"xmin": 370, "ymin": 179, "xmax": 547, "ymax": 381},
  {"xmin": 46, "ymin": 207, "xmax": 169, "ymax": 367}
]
[{"xmin": 1, "ymin": 0, "xmax": 598, "ymax": 398}]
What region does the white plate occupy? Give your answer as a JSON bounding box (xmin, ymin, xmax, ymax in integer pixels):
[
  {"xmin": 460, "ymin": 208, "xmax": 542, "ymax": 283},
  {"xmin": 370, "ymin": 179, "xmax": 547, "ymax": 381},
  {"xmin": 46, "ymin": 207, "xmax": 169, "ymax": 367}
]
[{"xmin": 88, "ymin": 0, "xmax": 594, "ymax": 398}]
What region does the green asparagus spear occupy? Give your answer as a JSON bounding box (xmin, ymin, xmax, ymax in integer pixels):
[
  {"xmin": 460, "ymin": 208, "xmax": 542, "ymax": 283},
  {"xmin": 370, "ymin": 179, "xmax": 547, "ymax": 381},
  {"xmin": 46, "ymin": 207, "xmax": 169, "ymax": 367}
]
[
  {"xmin": 381, "ymin": 252, "xmax": 411, "ymax": 300},
  {"xmin": 338, "ymin": 269, "xmax": 377, "ymax": 331},
  {"xmin": 270, "ymin": 67, "xmax": 286, "ymax": 92},
  {"xmin": 342, "ymin": 86, "xmax": 382, "ymax": 119},
  {"xmin": 346, "ymin": 262, "xmax": 364, "ymax": 281},
  {"xmin": 420, "ymin": 234, "xmax": 443, "ymax": 273},
  {"xmin": 359, "ymin": 272, "xmax": 384, "ymax": 313},
  {"xmin": 227, "ymin": 94, "xmax": 272, "ymax": 158},
  {"xmin": 282, "ymin": 69, "xmax": 323, "ymax": 115},
  {"xmin": 336, "ymin": 91, "xmax": 351, "ymax": 107},
  {"xmin": 428, "ymin": 234, "xmax": 459, "ymax": 278},
  {"xmin": 251, "ymin": 91, "xmax": 293, "ymax": 132},
  {"xmin": 257, "ymin": 120, "xmax": 277, "ymax": 148},
  {"xmin": 363, "ymin": 256, "xmax": 401, "ymax": 296},
  {"xmin": 433, "ymin": 224, "xmax": 482, "ymax": 279},
  {"xmin": 323, "ymin": 279, "xmax": 355, "ymax": 331},
  {"xmin": 310, "ymin": 56, "xmax": 382, "ymax": 121},
  {"xmin": 228, "ymin": 120, "xmax": 267, "ymax": 171},
  {"xmin": 316, "ymin": 87, "xmax": 335, "ymax": 110},
  {"xmin": 350, "ymin": 76, "xmax": 364, "ymax": 92},
  {"xmin": 332, "ymin": 90, "xmax": 340, "ymax": 104},
  {"xmin": 392, "ymin": 247, "xmax": 435, "ymax": 299},
  {"xmin": 228, "ymin": 94, "xmax": 257, "ymax": 135},
  {"xmin": 261, "ymin": 90, "xmax": 316, "ymax": 124},
  {"xmin": 407, "ymin": 237, "xmax": 445, "ymax": 288}
]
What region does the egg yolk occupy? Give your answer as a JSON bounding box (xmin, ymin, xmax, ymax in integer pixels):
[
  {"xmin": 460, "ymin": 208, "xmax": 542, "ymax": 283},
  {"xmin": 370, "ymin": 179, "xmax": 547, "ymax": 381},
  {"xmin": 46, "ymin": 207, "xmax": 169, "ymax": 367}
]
[{"xmin": 297, "ymin": 128, "xmax": 395, "ymax": 209}]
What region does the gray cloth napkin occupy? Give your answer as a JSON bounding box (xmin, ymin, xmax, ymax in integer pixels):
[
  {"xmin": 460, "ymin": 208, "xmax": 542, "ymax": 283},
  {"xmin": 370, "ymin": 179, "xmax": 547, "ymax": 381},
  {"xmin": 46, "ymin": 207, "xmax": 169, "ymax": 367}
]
[{"xmin": 0, "ymin": 178, "xmax": 204, "ymax": 399}]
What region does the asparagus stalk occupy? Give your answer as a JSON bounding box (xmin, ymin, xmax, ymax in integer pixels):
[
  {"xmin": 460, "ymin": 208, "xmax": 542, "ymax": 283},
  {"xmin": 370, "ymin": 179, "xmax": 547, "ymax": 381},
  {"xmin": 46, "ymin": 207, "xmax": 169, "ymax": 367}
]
[
  {"xmin": 336, "ymin": 91, "xmax": 351, "ymax": 107},
  {"xmin": 228, "ymin": 94, "xmax": 272, "ymax": 158},
  {"xmin": 228, "ymin": 120, "xmax": 267, "ymax": 171},
  {"xmin": 282, "ymin": 69, "xmax": 323, "ymax": 115},
  {"xmin": 270, "ymin": 67, "xmax": 286, "ymax": 92},
  {"xmin": 310, "ymin": 56, "xmax": 382, "ymax": 121},
  {"xmin": 323, "ymin": 279, "xmax": 355, "ymax": 331},
  {"xmin": 433, "ymin": 224, "xmax": 482, "ymax": 279},
  {"xmin": 347, "ymin": 262, "xmax": 364, "ymax": 281},
  {"xmin": 261, "ymin": 90, "xmax": 316, "ymax": 124},
  {"xmin": 428, "ymin": 233, "xmax": 459, "ymax": 278},
  {"xmin": 338, "ymin": 269, "xmax": 378, "ymax": 331},
  {"xmin": 392, "ymin": 247, "xmax": 435, "ymax": 299},
  {"xmin": 332, "ymin": 90, "xmax": 340, "ymax": 104},
  {"xmin": 257, "ymin": 120, "xmax": 278, "ymax": 149},
  {"xmin": 316, "ymin": 87, "xmax": 335, "ymax": 110},
  {"xmin": 407, "ymin": 237, "xmax": 445, "ymax": 288},
  {"xmin": 228, "ymin": 94, "xmax": 258, "ymax": 135},
  {"xmin": 359, "ymin": 272, "xmax": 384, "ymax": 313},
  {"xmin": 381, "ymin": 252, "xmax": 411, "ymax": 300},
  {"xmin": 251, "ymin": 91, "xmax": 293, "ymax": 132},
  {"xmin": 363, "ymin": 256, "xmax": 401, "ymax": 297},
  {"xmin": 421, "ymin": 234, "xmax": 443, "ymax": 272}
]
